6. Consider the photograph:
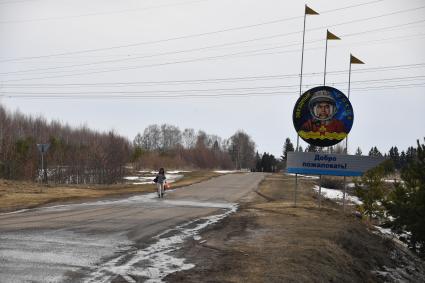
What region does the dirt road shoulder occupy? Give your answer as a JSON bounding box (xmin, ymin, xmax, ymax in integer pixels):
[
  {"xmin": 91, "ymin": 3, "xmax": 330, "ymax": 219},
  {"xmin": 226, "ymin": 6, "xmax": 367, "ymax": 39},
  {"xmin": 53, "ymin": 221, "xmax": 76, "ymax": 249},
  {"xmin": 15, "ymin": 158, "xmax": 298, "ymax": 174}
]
[
  {"xmin": 0, "ymin": 171, "xmax": 220, "ymax": 213},
  {"xmin": 166, "ymin": 173, "xmax": 425, "ymax": 282}
]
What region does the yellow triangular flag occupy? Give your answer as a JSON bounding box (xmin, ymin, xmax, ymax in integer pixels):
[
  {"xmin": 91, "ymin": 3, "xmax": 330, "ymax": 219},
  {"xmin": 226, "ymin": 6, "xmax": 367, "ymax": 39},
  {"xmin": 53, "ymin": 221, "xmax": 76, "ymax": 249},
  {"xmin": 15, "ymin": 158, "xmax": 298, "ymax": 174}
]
[
  {"xmin": 305, "ymin": 5, "xmax": 319, "ymax": 15},
  {"xmin": 327, "ymin": 30, "xmax": 341, "ymax": 40},
  {"xmin": 350, "ymin": 54, "xmax": 364, "ymax": 64}
]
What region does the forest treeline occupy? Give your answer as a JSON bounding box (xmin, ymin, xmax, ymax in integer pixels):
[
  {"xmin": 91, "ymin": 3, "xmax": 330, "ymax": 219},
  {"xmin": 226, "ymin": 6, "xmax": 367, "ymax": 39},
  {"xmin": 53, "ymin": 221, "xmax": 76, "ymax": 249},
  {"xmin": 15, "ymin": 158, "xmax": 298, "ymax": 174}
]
[
  {"xmin": 0, "ymin": 105, "xmax": 131, "ymax": 184},
  {"xmin": 0, "ymin": 103, "xmax": 420, "ymax": 185},
  {"xmin": 0, "ymin": 105, "xmax": 256, "ymax": 184},
  {"xmin": 131, "ymin": 124, "xmax": 255, "ymax": 171}
]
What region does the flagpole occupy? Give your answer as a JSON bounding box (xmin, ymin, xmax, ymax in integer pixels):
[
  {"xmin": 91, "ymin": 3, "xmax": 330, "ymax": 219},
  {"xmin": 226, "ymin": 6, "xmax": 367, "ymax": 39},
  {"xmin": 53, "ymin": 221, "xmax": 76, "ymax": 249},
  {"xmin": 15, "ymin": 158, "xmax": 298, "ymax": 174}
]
[
  {"xmin": 324, "ymin": 32, "xmax": 329, "ymax": 86},
  {"xmin": 294, "ymin": 6, "xmax": 308, "ymax": 207},
  {"xmin": 296, "ymin": 6, "xmax": 307, "ymax": 153},
  {"xmin": 343, "ymin": 57, "xmax": 352, "ymax": 212},
  {"xmin": 345, "ymin": 58, "xmax": 352, "ymax": 151},
  {"xmin": 293, "ymin": 5, "xmax": 318, "ymax": 207}
]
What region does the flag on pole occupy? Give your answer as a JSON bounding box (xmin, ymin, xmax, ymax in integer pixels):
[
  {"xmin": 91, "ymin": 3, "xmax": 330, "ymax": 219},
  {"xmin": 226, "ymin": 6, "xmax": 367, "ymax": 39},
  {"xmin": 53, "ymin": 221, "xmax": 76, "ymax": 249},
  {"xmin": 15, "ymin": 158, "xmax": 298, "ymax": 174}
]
[
  {"xmin": 350, "ymin": 54, "xmax": 364, "ymax": 64},
  {"xmin": 305, "ymin": 5, "xmax": 319, "ymax": 15},
  {"xmin": 327, "ymin": 30, "xmax": 341, "ymax": 40}
]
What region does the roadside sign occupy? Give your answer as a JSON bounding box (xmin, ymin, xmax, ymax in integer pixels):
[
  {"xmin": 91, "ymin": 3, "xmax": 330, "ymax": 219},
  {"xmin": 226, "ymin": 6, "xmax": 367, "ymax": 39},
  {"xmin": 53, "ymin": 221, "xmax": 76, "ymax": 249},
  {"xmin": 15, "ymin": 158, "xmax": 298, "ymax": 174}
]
[
  {"xmin": 293, "ymin": 86, "xmax": 354, "ymax": 147},
  {"xmin": 286, "ymin": 152, "xmax": 385, "ymax": 177},
  {"xmin": 37, "ymin": 143, "xmax": 50, "ymax": 153}
]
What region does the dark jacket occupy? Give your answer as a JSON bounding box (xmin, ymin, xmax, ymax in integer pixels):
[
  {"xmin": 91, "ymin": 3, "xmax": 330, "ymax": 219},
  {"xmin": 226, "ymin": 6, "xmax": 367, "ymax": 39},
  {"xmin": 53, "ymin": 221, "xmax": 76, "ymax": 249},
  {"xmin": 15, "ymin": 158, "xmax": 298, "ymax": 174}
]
[{"xmin": 155, "ymin": 173, "xmax": 166, "ymax": 184}]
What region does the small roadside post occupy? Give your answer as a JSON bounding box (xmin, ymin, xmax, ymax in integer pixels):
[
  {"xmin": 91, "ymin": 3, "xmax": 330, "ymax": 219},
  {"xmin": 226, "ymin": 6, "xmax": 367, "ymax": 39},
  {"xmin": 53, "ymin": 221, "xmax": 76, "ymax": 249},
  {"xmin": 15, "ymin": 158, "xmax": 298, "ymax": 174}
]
[{"xmin": 37, "ymin": 143, "xmax": 50, "ymax": 189}]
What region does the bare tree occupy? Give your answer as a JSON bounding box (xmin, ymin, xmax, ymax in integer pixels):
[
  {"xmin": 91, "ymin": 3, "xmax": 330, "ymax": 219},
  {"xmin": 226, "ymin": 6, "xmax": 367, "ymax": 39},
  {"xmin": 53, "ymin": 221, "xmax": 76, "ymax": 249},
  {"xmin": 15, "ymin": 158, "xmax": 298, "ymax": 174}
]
[
  {"xmin": 182, "ymin": 128, "xmax": 196, "ymax": 149},
  {"xmin": 229, "ymin": 130, "xmax": 256, "ymax": 169}
]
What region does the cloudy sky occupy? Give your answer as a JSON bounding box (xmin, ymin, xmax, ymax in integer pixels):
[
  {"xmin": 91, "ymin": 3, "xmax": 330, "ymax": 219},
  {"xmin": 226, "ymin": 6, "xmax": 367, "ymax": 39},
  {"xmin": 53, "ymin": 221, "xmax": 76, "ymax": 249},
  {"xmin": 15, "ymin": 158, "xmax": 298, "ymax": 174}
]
[{"xmin": 0, "ymin": 0, "xmax": 424, "ymax": 157}]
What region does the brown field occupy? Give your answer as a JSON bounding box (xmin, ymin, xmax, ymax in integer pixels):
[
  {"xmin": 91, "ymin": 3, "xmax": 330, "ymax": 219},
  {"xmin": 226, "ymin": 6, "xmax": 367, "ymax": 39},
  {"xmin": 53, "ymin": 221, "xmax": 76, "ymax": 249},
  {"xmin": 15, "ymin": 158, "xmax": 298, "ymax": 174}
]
[
  {"xmin": 167, "ymin": 173, "xmax": 425, "ymax": 283},
  {"xmin": 0, "ymin": 171, "xmax": 221, "ymax": 213}
]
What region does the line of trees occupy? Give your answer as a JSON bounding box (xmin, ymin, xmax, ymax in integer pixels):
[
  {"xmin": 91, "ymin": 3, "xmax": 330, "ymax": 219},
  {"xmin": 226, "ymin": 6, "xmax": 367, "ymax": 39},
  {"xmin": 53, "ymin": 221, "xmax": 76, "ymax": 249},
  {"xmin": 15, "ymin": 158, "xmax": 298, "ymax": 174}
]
[
  {"xmin": 0, "ymin": 104, "xmax": 258, "ymax": 184},
  {"xmin": 132, "ymin": 124, "xmax": 256, "ymax": 170},
  {"xmin": 0, "ymin": 105, "xmax": 131, "ymax": 184}
]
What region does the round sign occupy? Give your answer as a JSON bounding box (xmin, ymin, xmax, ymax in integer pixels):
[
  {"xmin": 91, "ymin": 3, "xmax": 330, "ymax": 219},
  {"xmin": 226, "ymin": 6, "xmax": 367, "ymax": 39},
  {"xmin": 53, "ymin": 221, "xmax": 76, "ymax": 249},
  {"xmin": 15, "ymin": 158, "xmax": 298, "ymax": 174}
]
[{"xmin": 292, "ymin": 86, "xmax": 354, "ymax": 147}]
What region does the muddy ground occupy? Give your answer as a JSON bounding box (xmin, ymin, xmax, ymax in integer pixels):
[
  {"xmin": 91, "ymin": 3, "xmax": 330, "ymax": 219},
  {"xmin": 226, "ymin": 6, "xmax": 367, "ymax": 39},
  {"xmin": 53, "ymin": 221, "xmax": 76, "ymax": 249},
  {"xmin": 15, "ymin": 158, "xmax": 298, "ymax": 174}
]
[{"xmin": 166, "ymin": 174, "xmax": 425, "ymax": 283}]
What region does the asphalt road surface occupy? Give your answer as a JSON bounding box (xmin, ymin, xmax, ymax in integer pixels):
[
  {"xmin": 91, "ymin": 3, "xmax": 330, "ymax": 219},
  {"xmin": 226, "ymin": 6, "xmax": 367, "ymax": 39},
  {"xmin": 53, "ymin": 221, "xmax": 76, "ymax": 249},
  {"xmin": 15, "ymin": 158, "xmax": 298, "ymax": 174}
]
[{"xmin": 0, "ymin": 172, "xmax": 265, "ymax": 283}]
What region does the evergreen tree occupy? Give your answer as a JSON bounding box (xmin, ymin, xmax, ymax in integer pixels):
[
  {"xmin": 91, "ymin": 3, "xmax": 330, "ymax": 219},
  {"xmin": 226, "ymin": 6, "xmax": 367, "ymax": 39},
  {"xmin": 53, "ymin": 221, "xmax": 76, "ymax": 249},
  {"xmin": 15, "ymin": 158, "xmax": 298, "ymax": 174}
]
[
  {"xmin": 406, "ymin": 146, "xmax": 417, "ymax": 164},
  {"xmin": 305, "ymin": 144, "xmax": 318, "ymax": 152},
  {"xmin": 355, "ymin": 147, "xmax": 362, "ymax": 156},
  {"xmin": 255, "ymin": 151, "xmax": 262, "ymax": 172},
  {"xmin": 389, "ymin": 146, "xmax": 400, "ymax": 169},
  {"xmin": 282, "ymin": 138, "xmax": 294, "ymax": 160},
  {"xmin": 355, "ymin": 161, "xmax": 391, "ymax": 220},
  {"xmin": 384, "ymin": 139, "xmax": 425, "ymax": 257},
  {"xmin": 368, "ymin": 146, "xmax": 382, "ymax": 157},
  {"xmin": 399, "ymin": 151, "xmax": 407, "ymax": 169},
  {"xmin": 260, "ymin": 152, "xmax": 277, "ymax": 172}
]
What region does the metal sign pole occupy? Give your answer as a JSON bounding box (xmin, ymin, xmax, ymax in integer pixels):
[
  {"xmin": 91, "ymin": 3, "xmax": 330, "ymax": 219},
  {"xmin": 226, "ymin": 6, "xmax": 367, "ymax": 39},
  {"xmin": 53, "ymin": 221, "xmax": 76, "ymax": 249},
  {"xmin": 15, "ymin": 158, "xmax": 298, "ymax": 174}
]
[
  {"xmin": 319, "ymin": 175, "xmax": 322, "ymax": 208},
  {"xmin": 343, "ymin": 176, "xmax": 347, "ymax": 212},
  {"xmin": 37, "ymin": 143, "xmax": 50, "ymax": 187},
  {"xmin": 40, "ymin": 150, "xmax": 45, "ymax": 192},
  {"xmin": 343, "ymin": 59, "xmax": 352, "ymax": 212}
]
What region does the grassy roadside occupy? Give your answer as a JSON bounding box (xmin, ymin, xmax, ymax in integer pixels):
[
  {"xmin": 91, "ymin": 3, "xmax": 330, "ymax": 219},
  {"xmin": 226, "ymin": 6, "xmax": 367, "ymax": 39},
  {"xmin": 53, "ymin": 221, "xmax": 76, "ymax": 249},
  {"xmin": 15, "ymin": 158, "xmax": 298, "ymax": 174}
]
[
  {"xmin": 166, "ymin": 173, "xmax": 425, "ymax": 282},
  {"xmin": 0, "ymin": 171, "xmax": 221, "ymax": 213}
]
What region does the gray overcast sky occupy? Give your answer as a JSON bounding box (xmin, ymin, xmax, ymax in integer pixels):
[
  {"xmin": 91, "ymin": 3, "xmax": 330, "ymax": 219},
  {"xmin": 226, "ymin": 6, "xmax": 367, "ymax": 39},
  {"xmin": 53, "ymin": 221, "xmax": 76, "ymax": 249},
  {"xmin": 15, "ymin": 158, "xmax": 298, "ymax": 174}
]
[{"xmin": 1, "ymin": 0, "xmax": 424, "ymax": 157}]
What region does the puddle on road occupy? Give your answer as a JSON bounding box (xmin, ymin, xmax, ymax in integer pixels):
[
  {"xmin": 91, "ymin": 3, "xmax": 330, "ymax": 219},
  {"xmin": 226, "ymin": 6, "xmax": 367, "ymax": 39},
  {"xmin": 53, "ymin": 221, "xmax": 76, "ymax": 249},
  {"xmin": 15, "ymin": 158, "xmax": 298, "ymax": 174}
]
[{"xmin": 83, "ymin": 204, "xmax": 238, "ymax": 283}]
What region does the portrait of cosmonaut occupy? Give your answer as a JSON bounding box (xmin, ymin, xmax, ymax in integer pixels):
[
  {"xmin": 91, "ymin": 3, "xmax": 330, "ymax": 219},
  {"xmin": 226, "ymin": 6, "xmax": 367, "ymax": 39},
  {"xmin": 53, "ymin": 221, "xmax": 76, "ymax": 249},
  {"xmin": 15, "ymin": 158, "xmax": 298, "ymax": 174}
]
[{"xmin": 293, "ymin": 86, "xmax": 354, "ymax": 147}]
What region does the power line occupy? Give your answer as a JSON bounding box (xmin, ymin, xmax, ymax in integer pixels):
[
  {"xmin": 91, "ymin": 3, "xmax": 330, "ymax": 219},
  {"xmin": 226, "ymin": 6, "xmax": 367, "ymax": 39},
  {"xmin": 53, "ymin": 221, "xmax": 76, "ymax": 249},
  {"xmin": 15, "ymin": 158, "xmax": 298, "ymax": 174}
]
[
  {"xmin": 2, "ymin": 8, "xmax": 425, "ymax": 76},
  {"xmin": 0, "ymin": 0, "xmax": 35, "ymax": 5},
  {"xmin": 2, "ymin": 82, "xmax": 424, "ymax": 100},
  {"xmin": 0, "ymin": 0, "xmax": 387, "ymax": 63},
  {"xmin": 0, "ymin": 0, "xmax": 213, "ymax": 24},
  {"xmin": 3, "ymin": 19, "xmax": 425, "ymax": 83},
  {"xmin": 2, "ymin": 80, "xmax": 425, "ymax": 98},
  {"xmin": 2, "ymin": 62, "xmax": 425, "ymax": 87},
  {"xmin": 2, "ymin": 74, "xmax": 425, "ymax": 91}
]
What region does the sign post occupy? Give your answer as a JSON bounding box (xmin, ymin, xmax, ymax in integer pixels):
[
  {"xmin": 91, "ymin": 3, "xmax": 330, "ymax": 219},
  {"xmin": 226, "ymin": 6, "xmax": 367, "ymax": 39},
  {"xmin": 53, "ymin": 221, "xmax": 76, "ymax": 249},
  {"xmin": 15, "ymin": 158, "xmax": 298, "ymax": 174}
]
[{"xmin": 37, "ymin": 143, "xmax": 50, "ymax": 186}]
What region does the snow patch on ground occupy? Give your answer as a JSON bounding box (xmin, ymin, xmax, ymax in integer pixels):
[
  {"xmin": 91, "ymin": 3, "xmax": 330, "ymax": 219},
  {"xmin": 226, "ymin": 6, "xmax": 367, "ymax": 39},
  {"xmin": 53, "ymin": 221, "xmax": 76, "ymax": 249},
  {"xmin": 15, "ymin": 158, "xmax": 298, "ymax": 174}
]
[
  {"xmin": 124, "ymin": 171, "xmax": 184, "ymax": 185},
  {"xmin": 313, "ymin": 185, "xmax": 362, "ymax": 205},
  {"xmin": 83, "ymin": 204, "xmax": 238, "ymax": 283},
  {"xmin": 0, "ymin": 231, "xmax": 131, "ymax": 283},
  {"xmin": 285, "ymin": 173, "xmax": 320, "ymax": 179},
  {"xmin": 213, "ymin": 170, "xmax": 238, "ymax": 174}
]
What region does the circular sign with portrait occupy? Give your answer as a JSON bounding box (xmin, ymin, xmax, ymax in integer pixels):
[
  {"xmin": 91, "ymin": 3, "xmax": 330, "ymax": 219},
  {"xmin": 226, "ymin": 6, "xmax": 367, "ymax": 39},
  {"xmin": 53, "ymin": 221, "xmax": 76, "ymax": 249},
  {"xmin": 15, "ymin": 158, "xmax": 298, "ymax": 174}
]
[{"xmin": 292, "ymin": 86, "xmax": 354, "ymax": 147}]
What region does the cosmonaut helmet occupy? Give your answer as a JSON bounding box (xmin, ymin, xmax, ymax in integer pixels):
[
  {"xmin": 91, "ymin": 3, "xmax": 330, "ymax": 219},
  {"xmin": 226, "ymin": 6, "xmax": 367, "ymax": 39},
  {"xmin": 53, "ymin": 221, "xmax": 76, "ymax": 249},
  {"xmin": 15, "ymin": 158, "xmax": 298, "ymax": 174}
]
[{"xmin": 308, "ymin": 90, "xmax": 337, "ymax": 121}]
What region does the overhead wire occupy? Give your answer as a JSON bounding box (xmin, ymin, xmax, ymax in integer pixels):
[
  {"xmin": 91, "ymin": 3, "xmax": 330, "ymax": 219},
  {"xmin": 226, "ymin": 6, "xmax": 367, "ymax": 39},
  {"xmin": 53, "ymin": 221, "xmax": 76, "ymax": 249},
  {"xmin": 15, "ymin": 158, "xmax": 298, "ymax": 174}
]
[
  {"xmin": 0, "ymin": 0, "xmax": 213, "ymax": 24},
  {"xmin": 2, "ymin": 82, "xmax": 425, "ymax": 100},
  {"xmin": 2, "ymin": 62, "xmax": 425, "ymax": 88},
  {"xmin": 2, "ymin": 74, "xmax": 425, "ymax": 98},
  {"xmin": 3, "ymin": 18, "xmax": 425, "ymax": 83},
  {"xmin": 2, "ymin": 7, "xmax": 425, "ymax": 76},
  {"xmin": 0, "ymin": 0, "xmax": 388, "ymax": 63}
]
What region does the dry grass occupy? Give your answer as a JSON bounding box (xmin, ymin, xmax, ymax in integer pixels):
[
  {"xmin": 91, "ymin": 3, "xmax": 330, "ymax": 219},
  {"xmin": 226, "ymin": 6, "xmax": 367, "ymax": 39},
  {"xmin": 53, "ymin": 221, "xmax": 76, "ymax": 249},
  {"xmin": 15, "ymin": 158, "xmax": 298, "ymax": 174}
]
[
  {"xmin": 167, "ymin": 173, "xmax": 425, "ymax": 283},
  {"xmin": 0, "ymin": 171, "xmax": 221, "ymax": 213}
]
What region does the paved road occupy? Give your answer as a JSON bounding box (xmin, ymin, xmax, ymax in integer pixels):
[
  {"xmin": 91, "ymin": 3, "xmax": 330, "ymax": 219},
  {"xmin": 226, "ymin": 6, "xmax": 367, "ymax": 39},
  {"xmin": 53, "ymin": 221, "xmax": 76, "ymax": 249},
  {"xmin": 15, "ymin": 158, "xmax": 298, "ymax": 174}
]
[{"xmin": 0, "ymin": 173, "xmax": 265, "ymax": 283}]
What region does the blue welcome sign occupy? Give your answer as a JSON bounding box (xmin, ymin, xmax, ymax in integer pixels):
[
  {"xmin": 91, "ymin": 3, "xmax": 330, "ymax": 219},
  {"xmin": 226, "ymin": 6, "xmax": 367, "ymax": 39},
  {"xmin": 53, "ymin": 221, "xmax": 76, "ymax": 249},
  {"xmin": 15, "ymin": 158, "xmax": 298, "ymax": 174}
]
[{"xmin": 286, "ymin": 152, "xmax": 385, "ymax": 177}]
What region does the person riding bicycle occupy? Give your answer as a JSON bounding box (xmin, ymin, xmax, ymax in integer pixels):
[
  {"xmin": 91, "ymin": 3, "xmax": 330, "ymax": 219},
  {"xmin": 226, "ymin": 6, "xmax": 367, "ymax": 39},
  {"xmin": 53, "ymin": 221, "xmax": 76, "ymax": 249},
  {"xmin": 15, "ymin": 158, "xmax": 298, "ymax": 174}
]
[{"xmin": 153, "ymin": 168, "xmax": 167, "ymax": 198}]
